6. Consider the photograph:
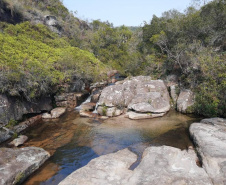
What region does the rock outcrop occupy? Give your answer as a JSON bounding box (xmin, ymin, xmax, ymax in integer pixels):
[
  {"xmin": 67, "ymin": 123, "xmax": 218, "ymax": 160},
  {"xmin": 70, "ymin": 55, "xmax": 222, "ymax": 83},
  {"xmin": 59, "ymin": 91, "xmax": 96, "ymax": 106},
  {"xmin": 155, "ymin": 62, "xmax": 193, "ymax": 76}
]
[
  {"xmin": 190, "ymin": 118, "xmax": 226, "ymax": 185},
  {"xmin": 59, "ymin": 146, "xmax": 212, "ymax": 185},
  {"xmin": 177, "ymin": 90, "xmax": 194, "ymax": 113},
  {"xmin": 97, "ymin": 76, "xmax": 170, "ymax": 119},
  {"xmin": 44, "ymin": 15, "xmax": 62, "ymax": 35},
  {"xmin": 55, "ymin": 92, "xmax": 89, "ymax": 111},
  {"xmin": 0, "ymin": 94, "xmax": 52, "ymax": 125},
  {"xmin": 90, "ymin": 81, "xmax": 108, "ymax": 103},
  {"xmin": 0, "ymin": 147, "xmax": 50, "ymax": 185}
]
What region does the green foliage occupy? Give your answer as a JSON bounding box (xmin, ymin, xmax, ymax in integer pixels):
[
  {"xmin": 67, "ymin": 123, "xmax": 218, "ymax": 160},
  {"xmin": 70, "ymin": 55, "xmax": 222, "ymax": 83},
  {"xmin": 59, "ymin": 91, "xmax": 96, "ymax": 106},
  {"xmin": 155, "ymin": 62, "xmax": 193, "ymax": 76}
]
[
  {"xmin": 14, "ymin": 172, "xmax": 25, "ymax": 184},
  {"xmin": 140, "ymin": 0, "xmax": 226, "ymax": 117},
  {"xmin": 0, "ymin": 0, "xmax": 225, "ymax": 118},
  {"xmin": 102, "ymin": 104, "xmax": 107, "ymax": 116},
  {"xmin": 0, "ymin": 22, "xmax": 106, "ymax": 100},
  {"xmin": 6, "ymin": 119, "xmax": 18, "ymax": 128}
]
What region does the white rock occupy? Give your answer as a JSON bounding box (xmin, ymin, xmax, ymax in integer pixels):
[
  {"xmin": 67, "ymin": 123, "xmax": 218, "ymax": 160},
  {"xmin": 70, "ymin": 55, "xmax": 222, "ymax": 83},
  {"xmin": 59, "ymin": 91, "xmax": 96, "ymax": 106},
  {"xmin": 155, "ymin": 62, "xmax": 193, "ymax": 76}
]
[{"xmin": 50, "ymin": 107, "xmax": 66, "ymax": 118}]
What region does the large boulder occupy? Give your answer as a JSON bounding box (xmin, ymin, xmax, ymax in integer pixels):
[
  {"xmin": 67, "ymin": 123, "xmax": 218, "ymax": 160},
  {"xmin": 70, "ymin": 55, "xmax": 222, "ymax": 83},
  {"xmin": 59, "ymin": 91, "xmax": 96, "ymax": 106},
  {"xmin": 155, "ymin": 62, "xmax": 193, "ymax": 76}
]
[
  {"xmin": 177, "ymin": 90, "xmax": 194, "ymax": 113},
  {"xmin": 190, "ymin": 118, "xmax": 226, "ymax": 185},
  {"xmin": 97, "ymin": 76, "xmax": 170, "ymax": 118},
  {"xmin": 0, "ymin": 147, "xmax": 50, "ymax": 185},
  {"xmin": 59, "ymin": 146, "xmax": 212, "ymax": 185}
]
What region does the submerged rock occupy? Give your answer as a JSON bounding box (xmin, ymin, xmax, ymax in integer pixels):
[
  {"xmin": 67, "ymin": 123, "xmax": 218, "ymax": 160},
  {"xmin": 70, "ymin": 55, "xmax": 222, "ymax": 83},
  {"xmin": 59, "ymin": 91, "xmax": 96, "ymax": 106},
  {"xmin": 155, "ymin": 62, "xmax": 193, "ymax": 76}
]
[
  {"xmin": 190, "ymin": 118, "xmax": 226, "ymax": 185},
  {"xmin": 0, "ymin": 147, "xmax": 50, "ymax": 185},
  {"xmin": 97, "ymin": 76, "xmax": 170, "ymax": 118},
  {"xmin": 59, "ymin": 146, "xmax": 211, "ymax": 185},
  {"xmin": 51, "ymin": 107, "xmax": 66, "ymax": 118},
  {"xmin": 9, "ymin": 135, "xmax": 28, "ymax": 147},
  {"xmin": 177, "ymin": 90, "xmax": 194, "ymax": 113}
]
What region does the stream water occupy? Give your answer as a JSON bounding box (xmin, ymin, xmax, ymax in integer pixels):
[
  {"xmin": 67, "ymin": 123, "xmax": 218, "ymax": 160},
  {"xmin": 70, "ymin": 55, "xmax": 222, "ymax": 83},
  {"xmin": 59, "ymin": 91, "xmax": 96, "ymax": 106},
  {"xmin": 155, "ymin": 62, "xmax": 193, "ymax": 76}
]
[{"xmin": 22, "ymin": 110, "xmax": 200, "ymax": 185}]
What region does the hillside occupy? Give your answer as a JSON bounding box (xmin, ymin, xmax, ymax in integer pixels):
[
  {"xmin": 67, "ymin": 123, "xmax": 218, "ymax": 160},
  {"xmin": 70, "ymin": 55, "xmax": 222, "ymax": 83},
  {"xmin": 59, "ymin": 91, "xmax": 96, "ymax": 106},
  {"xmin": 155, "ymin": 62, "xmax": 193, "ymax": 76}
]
[{"xmin": 0, "ymin": 0, "xmax": 225, "ymax": 118}]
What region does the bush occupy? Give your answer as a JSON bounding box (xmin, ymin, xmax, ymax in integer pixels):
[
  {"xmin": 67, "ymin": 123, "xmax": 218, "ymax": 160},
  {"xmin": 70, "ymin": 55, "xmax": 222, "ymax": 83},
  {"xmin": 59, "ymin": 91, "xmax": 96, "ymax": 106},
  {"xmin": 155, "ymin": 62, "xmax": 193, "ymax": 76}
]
[{"xmin": 0, "ymin": 22, "xmax": 106, "ymax": 100}]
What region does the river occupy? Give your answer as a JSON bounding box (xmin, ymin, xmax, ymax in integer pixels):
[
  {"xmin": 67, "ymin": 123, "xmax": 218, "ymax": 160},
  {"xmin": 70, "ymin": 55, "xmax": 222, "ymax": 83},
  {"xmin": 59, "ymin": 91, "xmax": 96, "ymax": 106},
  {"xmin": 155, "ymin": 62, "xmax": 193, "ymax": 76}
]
[{"xmin": 22, "ymin": 110, "xmax": 200, "ymax": 185}]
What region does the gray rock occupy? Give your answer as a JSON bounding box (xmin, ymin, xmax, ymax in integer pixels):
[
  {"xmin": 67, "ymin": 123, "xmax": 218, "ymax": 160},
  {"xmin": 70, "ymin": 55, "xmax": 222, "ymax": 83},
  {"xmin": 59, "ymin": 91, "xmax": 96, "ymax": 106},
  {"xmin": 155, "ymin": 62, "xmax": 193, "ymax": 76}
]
[
  {"xmin": 169, "ymin": 84, "xmax": 179, "ymax": 103},
  {"xmin": 190, "ymin": 118, "xmax": 226, "ymax": 185},
  {"xmin": 177, "ymin": 90, "xmax": 194, "ymax": 113},
  {"xmin": 59, "ymin": 148, "xmax": 137, "ymax": 185},
  {"xmin": 81, "ymin": 102, "xmax": 96, "ymax": 112},
  {"xmin": 126, "ymin": 111, "xmax": 165, "ymax": 120},
  {"xmin": 0, "ymin": 94, "xmax": 52, "ymax": 125},
  {"xmin": 130, "ymin": 146, "xmax": 212, "ymax": 185},
  {"xmin": 201, "ymin": 117, "xmax": 226, "ymax": 127},
  {"xmin": 166, "ymin": 75, "xmax": 179, "ymax": 86},
  {"xmin": 0, "ymin": 129, "xmax": 12, "ymax": 144},
  {"xmin": 9, "ymin": 135, "xmax": 28, "ymax": 147},
  {"xmin": 59, "ymin": 146, "xmax": 212, "ymax": 185},
  {"xmin": 50, "ymin": 107, "xmax": 66, "ymax": 118},
  {"xmin": 97, "ymin": 76, "xmax": 170, "ymax": 117},
  {"xmin": 44, "ymin": 15, "xmax": 62, "ymax": 35},
  {"xmin": 91, "ymin": 93, "xmax": 101, "ymax": 103},
  {"xmin": 0, "ymin": 147, "xmax": 50, "ymax": 185}
]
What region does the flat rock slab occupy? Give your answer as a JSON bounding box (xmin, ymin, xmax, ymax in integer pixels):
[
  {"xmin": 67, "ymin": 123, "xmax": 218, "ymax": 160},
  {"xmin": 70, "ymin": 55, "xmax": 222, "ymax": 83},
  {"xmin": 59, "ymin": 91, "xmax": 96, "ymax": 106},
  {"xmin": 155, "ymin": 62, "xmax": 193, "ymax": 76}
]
[
  {"xmin": 126, "ymin": 111, "xmax": 165, "ymax": 120},
  {"xmin": 59, "ymin": 148, "xmax": 137, "ymax": 185},
  {"xmin": 190, "ymin": 118, "xmax": 226, "ymax": 185},
  {"xmin": 59, "ymin": 146, "xmax": 211, "ymax": 185},
  {"xmin": 0, "ymin": 147, "xmax": 50, "ymax": 185}
]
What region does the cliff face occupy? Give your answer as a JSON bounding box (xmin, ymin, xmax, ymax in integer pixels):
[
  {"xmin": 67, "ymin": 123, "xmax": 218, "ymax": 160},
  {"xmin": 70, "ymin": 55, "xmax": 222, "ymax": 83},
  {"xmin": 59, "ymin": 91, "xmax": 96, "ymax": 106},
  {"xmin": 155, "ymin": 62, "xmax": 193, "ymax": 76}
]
[{"xmin": 0, "ymin": 94, "xmax": 52, "ymax": 125}]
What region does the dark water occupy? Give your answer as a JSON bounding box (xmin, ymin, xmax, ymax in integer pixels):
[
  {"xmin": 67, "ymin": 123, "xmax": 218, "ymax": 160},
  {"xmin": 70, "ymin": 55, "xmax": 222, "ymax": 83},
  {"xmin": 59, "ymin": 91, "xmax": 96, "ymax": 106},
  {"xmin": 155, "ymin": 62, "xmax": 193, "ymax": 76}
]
[{"xmin": 22, "ymin": 110, "xmax": 200, "ymax": 185}]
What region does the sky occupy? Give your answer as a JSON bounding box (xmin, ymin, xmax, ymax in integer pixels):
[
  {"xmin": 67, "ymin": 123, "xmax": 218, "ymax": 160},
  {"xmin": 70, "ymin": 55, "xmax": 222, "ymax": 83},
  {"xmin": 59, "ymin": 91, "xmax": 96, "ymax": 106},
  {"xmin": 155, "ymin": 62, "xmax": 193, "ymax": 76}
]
[{"xmin": 63, "ymin": 0, "xmax": 192, "ymax": 27}]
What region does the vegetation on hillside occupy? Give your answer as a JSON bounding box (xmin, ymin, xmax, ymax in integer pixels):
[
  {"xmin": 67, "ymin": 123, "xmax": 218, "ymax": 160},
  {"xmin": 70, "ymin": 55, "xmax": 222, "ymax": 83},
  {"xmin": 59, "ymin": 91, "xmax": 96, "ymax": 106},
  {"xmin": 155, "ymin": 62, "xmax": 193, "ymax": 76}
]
[
  {"xmin": 140, "ymin": 0, "xmax": 226, "ymax": 117},
  {"xmin": 0, "ymin": 22, "xmax": 106, "ymax": 100}
]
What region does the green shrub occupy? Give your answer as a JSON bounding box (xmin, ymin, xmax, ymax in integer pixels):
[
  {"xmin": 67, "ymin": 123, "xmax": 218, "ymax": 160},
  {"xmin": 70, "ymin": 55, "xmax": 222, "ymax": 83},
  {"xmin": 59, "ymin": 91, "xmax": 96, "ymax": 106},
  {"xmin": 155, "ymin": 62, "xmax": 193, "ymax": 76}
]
[{"xmin": 0, "ymin": 22, "xmax": 106, "ymax": 100}]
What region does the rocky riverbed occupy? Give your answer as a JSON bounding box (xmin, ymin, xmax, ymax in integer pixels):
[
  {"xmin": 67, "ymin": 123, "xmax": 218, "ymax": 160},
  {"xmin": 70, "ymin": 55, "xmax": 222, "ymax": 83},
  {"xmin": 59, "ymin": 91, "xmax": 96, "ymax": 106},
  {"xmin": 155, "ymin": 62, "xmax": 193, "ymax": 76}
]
[
  {"xmin": 59, "ymin": 117, "xmax": 226, "ymax": 185},
  {"xmin": 0, "ymin": 76, "xmax": 225, "ymax": 185}
]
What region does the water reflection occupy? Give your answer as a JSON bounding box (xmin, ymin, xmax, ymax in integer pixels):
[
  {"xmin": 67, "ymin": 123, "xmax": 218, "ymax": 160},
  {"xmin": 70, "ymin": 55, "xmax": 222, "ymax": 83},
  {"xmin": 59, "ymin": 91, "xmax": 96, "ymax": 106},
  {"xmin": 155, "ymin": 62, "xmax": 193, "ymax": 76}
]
[{"xmin": 23, "ymin": 110, "xmax": 200, "ymax": 185}]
